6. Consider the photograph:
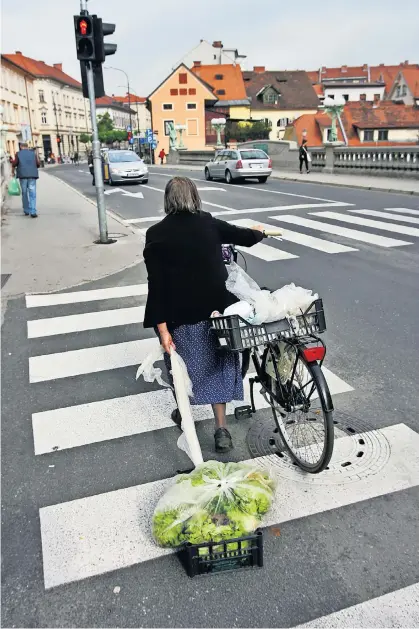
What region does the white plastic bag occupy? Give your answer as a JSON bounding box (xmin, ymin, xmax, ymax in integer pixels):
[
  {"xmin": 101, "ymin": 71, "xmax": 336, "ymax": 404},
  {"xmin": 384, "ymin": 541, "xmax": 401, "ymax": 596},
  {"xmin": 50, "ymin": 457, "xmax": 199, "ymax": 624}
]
[
  {"xmin": 270, "ymin": 283, "xmax": 318, "ymax": 321},
  {"xmin": 223, "ymin": 300, "xmax": 255, "ymax": 322},
  {"xmin": 136, "ymin": 347, "xmax": 203, "ymax": 467}
]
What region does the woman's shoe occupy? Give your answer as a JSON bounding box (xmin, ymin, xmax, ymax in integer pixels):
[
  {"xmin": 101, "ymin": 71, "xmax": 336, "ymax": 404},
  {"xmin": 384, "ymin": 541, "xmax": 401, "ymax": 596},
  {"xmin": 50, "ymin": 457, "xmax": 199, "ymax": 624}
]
[
  {"xmin": 171, "ymin": 408, "xmax": 182, "ymax": 428},
  {"xmin": 214, "ymin": 428, "xmax": 233, "ymax": 452}
]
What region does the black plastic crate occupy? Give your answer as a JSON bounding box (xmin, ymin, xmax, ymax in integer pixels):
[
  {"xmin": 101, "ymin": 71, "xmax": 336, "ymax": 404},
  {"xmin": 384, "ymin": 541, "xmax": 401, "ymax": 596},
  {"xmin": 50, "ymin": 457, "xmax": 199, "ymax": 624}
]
[
  {"xmin": 212, "ymin": 298, "xmax": 326, "ymax": 351},
  {"xmin": 178, "ymin": 530, "xmax": 263, "ymax": 577}
]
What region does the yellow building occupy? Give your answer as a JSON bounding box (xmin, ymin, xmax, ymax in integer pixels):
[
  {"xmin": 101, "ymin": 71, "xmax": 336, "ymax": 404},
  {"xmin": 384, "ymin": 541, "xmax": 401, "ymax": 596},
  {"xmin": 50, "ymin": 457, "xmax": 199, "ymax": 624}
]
[
  {"xmin": 236, "ymin": 67, "xmax": 319, "ymax": 140},
  {"xmin": 148, "ymin": 64, "xmax": 216, "ymax": 154}
]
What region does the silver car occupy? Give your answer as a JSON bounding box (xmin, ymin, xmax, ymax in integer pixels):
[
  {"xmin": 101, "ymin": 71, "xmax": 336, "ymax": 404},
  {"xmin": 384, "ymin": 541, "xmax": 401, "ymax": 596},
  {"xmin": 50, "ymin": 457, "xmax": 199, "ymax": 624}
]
[
  {"xmin": 205, "ymin": 148, "xmax": 272, "ymax": 184},
  {"xmin": 104, "ymin": 150, "xmax": 149, "ymax": 185}
]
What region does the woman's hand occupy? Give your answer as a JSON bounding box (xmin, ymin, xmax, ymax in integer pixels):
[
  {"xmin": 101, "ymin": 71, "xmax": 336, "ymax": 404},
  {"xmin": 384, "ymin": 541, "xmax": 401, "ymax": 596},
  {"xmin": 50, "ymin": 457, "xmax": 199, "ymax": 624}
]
[
  {"xmin": 252, "ymin": 224, "xmax": 265, "ymax": 234},
  {"xmin": 157, "ymin": 323, "xmax": 176, "ymax": 354}
]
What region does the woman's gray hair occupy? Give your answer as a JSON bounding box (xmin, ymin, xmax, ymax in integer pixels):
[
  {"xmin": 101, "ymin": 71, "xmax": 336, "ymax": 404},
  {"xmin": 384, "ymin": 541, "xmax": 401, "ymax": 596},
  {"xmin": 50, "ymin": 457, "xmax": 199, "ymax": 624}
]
[{"xmin": 164, "ymin": 177, "xmax": 202, "ymax": 215}]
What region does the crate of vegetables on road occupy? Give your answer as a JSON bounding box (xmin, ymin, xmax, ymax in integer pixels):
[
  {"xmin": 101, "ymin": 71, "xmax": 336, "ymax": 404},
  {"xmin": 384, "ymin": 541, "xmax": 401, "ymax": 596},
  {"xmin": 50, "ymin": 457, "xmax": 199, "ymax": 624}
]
[{"xmin": 152, "ymin": 460, "xmax": 275, "ymax": 577}]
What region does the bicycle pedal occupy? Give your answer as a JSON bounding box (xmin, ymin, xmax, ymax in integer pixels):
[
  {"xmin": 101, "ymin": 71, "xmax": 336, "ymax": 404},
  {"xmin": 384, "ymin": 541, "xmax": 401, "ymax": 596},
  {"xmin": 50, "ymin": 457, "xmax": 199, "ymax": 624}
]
[{"xmin": 234, "ymin": 405, "xmax": 253, "ymax": 420}]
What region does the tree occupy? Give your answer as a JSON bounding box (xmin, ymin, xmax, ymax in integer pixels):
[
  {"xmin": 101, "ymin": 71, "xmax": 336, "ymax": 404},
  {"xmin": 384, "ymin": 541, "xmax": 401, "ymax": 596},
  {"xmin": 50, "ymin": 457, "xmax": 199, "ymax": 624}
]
[
  {"xmin": 79, "ymin": 132, "xmax": 91, "ymax": 145},
  {"xmin": 97, "ymin": 112, "xmax": 114, "ymax": 133},
  {"xmin": 226, "ymin": 120, "xmax": 271, "ymax": 143}
]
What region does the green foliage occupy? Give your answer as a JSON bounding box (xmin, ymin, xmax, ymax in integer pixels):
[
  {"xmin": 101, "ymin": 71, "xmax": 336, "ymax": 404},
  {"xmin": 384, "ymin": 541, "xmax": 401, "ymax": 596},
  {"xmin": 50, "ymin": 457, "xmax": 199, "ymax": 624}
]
[
  {"xmin": 97, "ymin": 112, "xmax": 114, "ymax": 133},
  {"xmin": 98, "ymin": 129, "xmax": 128, "ymax": 145},
  {"xmin": 226, "ymin": 119, "xmax": 271, "ymax": 142},
  {"xmin": 79, "ymin": 132, "xmax": 91, "ymax": 145}
]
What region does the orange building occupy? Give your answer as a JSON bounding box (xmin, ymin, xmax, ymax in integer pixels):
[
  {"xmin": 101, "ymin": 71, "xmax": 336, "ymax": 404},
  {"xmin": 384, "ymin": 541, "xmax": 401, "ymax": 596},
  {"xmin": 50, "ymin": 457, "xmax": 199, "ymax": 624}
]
[{"xmin": 148, "ymin": 63, "xmax": 216, "ymax": 154}]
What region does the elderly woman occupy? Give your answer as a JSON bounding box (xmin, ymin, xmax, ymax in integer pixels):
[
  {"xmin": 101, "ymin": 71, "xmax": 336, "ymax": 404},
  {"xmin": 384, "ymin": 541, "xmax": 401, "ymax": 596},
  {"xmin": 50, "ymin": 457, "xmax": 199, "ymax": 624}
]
[{"xmin": 143, "ymin": 177, "xmax": 266, "ymax": 453}]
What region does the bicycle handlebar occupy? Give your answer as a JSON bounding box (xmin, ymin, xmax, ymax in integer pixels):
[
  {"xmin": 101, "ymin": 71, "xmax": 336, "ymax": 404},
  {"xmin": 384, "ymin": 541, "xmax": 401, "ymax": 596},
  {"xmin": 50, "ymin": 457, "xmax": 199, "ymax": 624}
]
[{"xmin": 263, "ymin": 229, "xmax": 282, "ymax": 237}]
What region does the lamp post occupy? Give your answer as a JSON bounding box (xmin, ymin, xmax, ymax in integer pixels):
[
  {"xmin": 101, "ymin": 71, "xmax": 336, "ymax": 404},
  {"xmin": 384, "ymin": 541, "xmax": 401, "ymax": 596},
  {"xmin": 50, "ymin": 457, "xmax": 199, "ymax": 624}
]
[
  {"xmin": 211, "ymin": 118, "xmax": 226, "ymax": 148},
  {"xmin": 104, "ymin": 66, "xmax": 133, "ymax": 145},
  {"xmin": 52, "ymin": 84, "xmax": 69, "ymax": 162},
  {"xmin": 323, "ymin": 95, "xmax": 345, "ymax": 143}
]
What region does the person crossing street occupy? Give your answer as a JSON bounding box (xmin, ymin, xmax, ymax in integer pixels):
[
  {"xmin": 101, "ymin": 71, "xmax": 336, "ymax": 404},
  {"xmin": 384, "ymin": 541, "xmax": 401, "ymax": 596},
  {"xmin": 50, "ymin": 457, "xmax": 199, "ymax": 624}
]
[{"xmin": 11, "ymin": 143, "xmax": 40, "ymax": 218}]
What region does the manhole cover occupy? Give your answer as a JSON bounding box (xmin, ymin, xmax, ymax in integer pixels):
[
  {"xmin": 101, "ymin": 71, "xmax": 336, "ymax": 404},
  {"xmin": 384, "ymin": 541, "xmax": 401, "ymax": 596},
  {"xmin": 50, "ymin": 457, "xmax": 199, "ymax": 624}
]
[{"xmin": 246, "ymin": 410, "xmax": 391, "ymax": 485}]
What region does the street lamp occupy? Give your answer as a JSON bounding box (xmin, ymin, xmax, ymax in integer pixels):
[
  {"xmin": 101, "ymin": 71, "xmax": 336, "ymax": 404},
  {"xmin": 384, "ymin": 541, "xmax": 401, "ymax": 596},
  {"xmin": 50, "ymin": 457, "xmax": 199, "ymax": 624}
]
[
  {"xmin": 104, "ymin": 66, "xmax": 133, "ymax": 144},
  {"xmin": 52, "ymin": 83, "xmax": 69, "ymax": 162},
  {"xmin": 323, "ymin": 95, "xmax": 345, "ymax": 143}
]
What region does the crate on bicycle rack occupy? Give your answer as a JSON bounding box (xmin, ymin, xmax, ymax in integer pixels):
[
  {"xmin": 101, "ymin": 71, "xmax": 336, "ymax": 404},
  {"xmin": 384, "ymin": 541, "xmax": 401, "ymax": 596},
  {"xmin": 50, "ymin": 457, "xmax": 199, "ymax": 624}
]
[
  {"xmin": 177, "ymin": 530, "xmax": 263, "ymax": 577},
  {"xmin": 212, "ymin": 298, "xmax": 326, "ymax": 351}
]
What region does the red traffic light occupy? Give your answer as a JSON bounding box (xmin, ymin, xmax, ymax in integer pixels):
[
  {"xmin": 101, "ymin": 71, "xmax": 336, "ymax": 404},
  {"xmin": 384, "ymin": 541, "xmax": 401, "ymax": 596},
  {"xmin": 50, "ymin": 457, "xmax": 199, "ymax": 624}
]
[{"xmin": 79, "ymin": 19, "xmax": 88, "ymax": 35}]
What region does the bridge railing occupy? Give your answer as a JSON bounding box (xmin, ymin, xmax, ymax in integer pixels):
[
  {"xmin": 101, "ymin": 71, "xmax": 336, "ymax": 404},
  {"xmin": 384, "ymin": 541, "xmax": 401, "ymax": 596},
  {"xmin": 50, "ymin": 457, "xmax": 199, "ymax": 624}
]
[{"xmin": 311, "ymin": 146, "xmax": 419, "ymax": 177}]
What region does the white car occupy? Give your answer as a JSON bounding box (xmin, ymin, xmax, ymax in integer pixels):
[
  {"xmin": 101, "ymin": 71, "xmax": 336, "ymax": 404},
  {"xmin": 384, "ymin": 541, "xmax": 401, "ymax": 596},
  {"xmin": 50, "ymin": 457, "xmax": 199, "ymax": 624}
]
[
  {"xmin": 103, "ymin": 150, "xmax": 148, "ymax": 185},
  {"xmin": 205, "ymin": 148, "xmax": 272, "ymax": 184}
]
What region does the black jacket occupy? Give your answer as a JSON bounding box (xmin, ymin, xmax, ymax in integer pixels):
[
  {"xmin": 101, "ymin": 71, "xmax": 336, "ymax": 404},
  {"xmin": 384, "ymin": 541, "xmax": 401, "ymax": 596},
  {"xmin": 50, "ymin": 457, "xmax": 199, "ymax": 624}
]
[{"xmin": 143, "ymin": 211, "xmax": 264, "ymax": 328}]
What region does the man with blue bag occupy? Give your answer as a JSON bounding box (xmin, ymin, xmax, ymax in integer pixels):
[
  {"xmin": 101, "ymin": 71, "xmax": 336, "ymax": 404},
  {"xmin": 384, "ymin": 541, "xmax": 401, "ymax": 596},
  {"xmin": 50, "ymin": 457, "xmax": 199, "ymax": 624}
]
[{"xmin": 11, "ymin": 143, "xmax": 40, "ymax": 218}]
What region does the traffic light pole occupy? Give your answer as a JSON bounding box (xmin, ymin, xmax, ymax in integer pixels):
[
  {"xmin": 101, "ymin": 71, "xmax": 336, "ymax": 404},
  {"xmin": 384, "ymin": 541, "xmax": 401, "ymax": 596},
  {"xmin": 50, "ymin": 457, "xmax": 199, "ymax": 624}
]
[{"xmin": 85, "ymin": 60, "xmax": 111, "ymax": 244}]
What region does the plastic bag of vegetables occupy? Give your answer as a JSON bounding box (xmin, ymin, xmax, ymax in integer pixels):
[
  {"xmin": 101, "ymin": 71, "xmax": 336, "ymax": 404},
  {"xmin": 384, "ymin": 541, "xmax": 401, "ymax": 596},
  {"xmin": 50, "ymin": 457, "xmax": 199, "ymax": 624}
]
[{"xmin": 152, "ymin": 461, "xmax": 276, "ymax": 548}]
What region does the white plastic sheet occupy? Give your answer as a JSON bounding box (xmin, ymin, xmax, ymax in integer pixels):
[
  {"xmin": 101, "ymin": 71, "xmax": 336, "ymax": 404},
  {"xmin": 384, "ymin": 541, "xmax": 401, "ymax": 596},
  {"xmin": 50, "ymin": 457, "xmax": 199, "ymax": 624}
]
[
  {"xmin": 136, "ymin": 346, "xmax": 203, "ymax": 467},
  {"xmin": 226, "ymin": 262, "xmax": 318, "ymax": 324}
]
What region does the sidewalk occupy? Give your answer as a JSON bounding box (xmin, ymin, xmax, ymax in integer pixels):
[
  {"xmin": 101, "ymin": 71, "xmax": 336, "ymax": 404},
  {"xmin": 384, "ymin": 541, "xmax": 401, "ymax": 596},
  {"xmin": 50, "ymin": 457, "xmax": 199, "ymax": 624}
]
[
  {"xmin": 154, "ymin": 163, "xmax": 419, "ymax": 195},
  {"xmin": 1, "ymin": 171, "xmax": 142, "ymax": 300}
]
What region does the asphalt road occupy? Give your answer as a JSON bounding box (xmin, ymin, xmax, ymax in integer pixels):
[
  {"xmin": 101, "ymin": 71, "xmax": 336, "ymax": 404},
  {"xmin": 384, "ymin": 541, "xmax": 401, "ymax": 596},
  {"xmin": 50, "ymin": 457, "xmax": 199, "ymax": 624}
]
[{"xmin": 2, "ymin": 165, "xmax": 419, "ymax": 628}]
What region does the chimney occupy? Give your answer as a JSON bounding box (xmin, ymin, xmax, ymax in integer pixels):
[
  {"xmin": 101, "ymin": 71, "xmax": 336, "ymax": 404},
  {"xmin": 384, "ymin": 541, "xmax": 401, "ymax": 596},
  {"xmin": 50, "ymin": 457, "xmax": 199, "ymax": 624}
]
[
  {"xmin": 362, "ymin": 63, "xmax": 368, "ymax": 71},
  {"xmin": 253, "ymin": 66, "xmax": 265, "ymax": 73},
  {"xmin": 212, "ymin": 41, "xmax": 223, "ymax": 48},
  {"xmin": 53, "ymin": 63, "xmax": 63, "ymax": 71},
  {"xmin": 321, "ymin": 66, "xmax": 326, "ymax": 74},
  {"xmin": 193, "ymin": 61, "xmax": 201, "ymax": 67},
  {"xmin": 15, "ymin": 50, "xmax": 22, "ymax": 55},
  {"xmin": 373, "ymin": 93, "xmax": 380, "ymax": 107},
  {"xmin": 379, "ymin": 63, "xmax": 384, "ymax": 66},
  {"xmin": 341, "ymin": 65, "xmax": 347, "ymax": 73},
  {"xmin": 404, "ymin": 60, "xmax": 409, "ymax": 65}
]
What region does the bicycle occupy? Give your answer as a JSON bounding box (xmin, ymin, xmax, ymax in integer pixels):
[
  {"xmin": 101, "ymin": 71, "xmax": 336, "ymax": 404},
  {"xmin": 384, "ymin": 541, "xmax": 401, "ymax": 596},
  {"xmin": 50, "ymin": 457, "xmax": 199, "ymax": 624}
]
[{"xmin": 215, "ymin": 232, "xmax": 334, "ymax": 474}]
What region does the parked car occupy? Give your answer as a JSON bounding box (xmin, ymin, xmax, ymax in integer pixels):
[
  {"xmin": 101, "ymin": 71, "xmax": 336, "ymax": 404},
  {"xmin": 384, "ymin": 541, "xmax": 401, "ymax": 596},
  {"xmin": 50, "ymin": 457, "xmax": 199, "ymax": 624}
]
[
  {"xmin": 204, "ymin": 148, "xmax": 272, "ymax": 184},
  {"xmin": 103, "ymin": 149, "xmax": 148, "ymax": 185}
]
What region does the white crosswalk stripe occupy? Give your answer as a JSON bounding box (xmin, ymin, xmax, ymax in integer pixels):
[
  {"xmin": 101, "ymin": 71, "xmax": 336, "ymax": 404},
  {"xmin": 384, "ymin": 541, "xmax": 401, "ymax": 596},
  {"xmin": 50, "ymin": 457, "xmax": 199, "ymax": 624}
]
[
  {"xmin": 312, "ymin": 210, "xmax": 419, "ymax": 238},
  {"xmin": 350, "ymin": 209, "xmax": 419, "ymax": 224},
  {"xmin": 24, "ymin": 278, "xmax": 419, "ymax": 616},
  {"xmin": 382, "ymin": 207, "xmax": 419, "ymax": 215},
  {"xmin": 274, "ymin": 215, "xmax": 412, "ymax": 248}
]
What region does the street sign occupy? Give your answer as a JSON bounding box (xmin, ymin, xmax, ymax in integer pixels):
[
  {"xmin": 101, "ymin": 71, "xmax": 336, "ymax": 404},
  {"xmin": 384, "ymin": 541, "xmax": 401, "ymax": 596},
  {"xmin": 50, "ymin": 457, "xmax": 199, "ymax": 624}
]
[
  {"xmin": 129, "ymin": 137, "xmax": 134, "ymax": 144},
  {"xmin": 151, "ymin": 141, "xmax": 157, "ymax": 150},
  {"xmin": 126, "ymin": 125, "xmax": 131, "ymax": 132},
  {"xmin": 145, "ymin": 129, "xmax": 153, "ymax": 143},
  {"xmin": 139, "ymin": 138, "xmax": 146, "ymax": 144}
]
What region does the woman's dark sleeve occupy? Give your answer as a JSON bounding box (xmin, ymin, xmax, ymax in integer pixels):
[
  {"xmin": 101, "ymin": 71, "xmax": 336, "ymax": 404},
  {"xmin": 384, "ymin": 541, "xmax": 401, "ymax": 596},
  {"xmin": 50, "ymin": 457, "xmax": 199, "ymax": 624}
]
[
  {"xmin": 143, "ymin": 235, "xmax": 167, "ymax": 327},
  {"xmin": 212, "ymin": 216, "xmax": 264, "ymax": 247}
]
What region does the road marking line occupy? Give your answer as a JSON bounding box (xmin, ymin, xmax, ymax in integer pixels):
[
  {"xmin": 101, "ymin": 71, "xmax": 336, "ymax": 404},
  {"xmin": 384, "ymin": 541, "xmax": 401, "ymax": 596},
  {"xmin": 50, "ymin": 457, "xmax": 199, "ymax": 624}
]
[
  {"xmin": 124, "ymin": 216, "xmax": 163, "ymax": 224},
  {"xmin": 237, "ymin": 242, "xmax": 297, "ymax": 261},
  {"xmin": 232, "ymin": 218, "xmax": 357, "ymax": 254},
  {"xmin": 104, "ymin": 188, "xmax": 123, "ymax": 195},
  {"xmin": 39, "ymin": 423, "xmax": 419, "ymax": 588},
  {"xmin": 26, "ymin": 284, "xmax": 148, "ymax": 308},
  {"xmin": 197, "ymin": 187, "xmax": 226, "ymax": 192},
  {"xmin": 31, "ymin": 367, "xmax": 351, "ymax": 454},
  {"xmin": 29, "ymin": 338, "xmax": 158, "ymax": 383},
  {"xmin": 312, "ymin": 211, "xmax": 419, "ymax": 238},
  {"xmin": 295, "ymin": 583, "xmax": 419, "ymax": 628},
  {"xmin": 349, "ymin": 209, "xmax": 419, "ymax": 225},
  {"xmin": 202, "ymin": 201, "xmax": 236, "ymax": 211},
  {"xmin": 382, "ymin": 207, "xmax": 419, "ymax": 215},
  {"xmin": 142, "ymin": 185, "xmax": 165, "ymax": 193},
  {"xmin": 149, "ymin": 171, "xmax": 352, "ymax": 204},
  {"xmin": 27, "ymin": 306, "xmax": 145, "ymax": 339},
  {"xmin": 276, "ymin": 215, "xmax": 412, "ymax": 248}
]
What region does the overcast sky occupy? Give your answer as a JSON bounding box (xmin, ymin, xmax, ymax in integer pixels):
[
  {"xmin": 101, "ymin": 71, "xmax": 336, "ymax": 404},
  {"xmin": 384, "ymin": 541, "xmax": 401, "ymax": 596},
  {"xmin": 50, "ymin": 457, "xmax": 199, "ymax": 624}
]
[{"xmin": 2, "ymin": 0, "xmax": 418, "ymax": 97}]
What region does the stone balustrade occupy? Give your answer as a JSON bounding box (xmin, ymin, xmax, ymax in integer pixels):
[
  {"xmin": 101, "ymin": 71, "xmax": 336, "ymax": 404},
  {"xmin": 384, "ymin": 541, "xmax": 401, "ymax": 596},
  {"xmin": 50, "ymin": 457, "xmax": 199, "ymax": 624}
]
[{"xmin": 311, "ymin": 146, "xmax": 419, "ymax": 178}]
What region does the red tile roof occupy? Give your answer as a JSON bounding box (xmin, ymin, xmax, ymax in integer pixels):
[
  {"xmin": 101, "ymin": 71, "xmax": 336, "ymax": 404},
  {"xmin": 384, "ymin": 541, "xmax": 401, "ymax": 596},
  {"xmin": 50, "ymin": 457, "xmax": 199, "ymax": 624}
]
[
  {"xmin": 2, "ymin": 52, "xmax": 81, "ymax": 88},
  {"xmin": 112, "ymin": 93, "xmax": 147, "ymax": 104},
  {"xmin": 287, "ymin": 101, "xmax": 419, "ymax": 147},
  {"xmin": 308, "ymin": 63, "xmax": 419, "ymax": 94},
  {"xmin": 95, "ymin": 95, "xmax": 136, "ymax": 112},
  {"xmin": 191, "ymin": 64, "xmax": 247, "ymax": 101},
  {"xmin": 399, "ymin": 68, "xmax": 419, "ymax": 98}
]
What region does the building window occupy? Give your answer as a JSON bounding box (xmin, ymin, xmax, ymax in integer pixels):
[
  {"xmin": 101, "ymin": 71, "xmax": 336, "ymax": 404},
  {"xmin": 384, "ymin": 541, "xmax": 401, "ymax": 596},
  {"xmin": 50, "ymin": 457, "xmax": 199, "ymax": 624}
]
[
  {"xmin": 179, "ymin": 73, "xmax": 188, "ymax": 84},
  {"xmin": 364, "ymin": 129, "xmax": 374, "ymax": 141},
  {"xmin": 326, "ymin": 128, "xmax": 333, "ymax": 141},
  {"xmin": 39, "ymin": 90, "xmax": 45, "ymax": 103},
  {"xmin": 188, "ymin": 88, "xmax": 196, "ymax": 95},
  {"xmin": 187, "ymin": 119, "xmax": 198, "ymax": 135},
  {"xmin": 164, "ymin": 120, "xmax": 174, "ymax": 136},
  {"xmin": 215, "ymin": 74, "xmax": 224, "ymax": 80},
  {"xmin": 187, "ymin": 103, "xmax": 197, "ymax": 110},
  {"xmin": 343, "ymin": 94, "xmax": 349, "ymax": 101},
  {"xmin": 378, "ymin": 129, "xmax": 388, "ymax": 141},
  {"xmin": 163, "ymin": 103, "xmax": 173, "ymax": 110},
  {"xmin": 216, "ymin": 89, "xmax": 226, "ymax": 95},
  {"xmin": 402, "ymin": 85, "xmax": 407, "ymax": 96},
  {"xmin": 170, "ymin": 89, "xmax": 178, "ymax": 96},
  {"xmin": 41, "ymin": 111, "xmax": 47, "ymax": 124},
  {"xmin": 180, "ymin": 88, "xmax": 187, "ymax": 96},
  {"xmin": 360, "ymin": 93, "xmax": 367, "ymax": 101},
  {"xmin": 374, "ymin": 93, "xmax": 380, "ymax": 102}
]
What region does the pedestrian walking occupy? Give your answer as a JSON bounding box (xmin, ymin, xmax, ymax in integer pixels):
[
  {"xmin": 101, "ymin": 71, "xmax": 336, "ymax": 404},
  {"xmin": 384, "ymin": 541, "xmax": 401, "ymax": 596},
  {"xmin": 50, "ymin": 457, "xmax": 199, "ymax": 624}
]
[
  {"xmin": 74, "ymin": 151, "xmax": 79, "ymax": 165},
  {"xmin": 158, "ymin": 148, "xmax": 166, "ymax": 165},
  {"xmin": 88, "ymin": 151, "xmax": 95, "ymax": 185},
  {"xmin": 143, "ymin": 177, "xmax": 266, "ymax": 453},
  {"xmin": 299, "ymin": 139, "xmax": 311, "ymax": 173},
  {"xmin": 11, "ymin": 142, "xmax": 40, "ymax": 217}
]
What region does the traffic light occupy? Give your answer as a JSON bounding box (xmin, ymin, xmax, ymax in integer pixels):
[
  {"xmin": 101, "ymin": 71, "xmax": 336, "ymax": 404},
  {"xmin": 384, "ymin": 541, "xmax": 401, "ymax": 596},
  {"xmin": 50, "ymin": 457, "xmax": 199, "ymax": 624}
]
[
  {"xmin": 74, "ymin": 15, "xmax": 96, "ymax": 61},
  {"xmin": 93, "ymin": 17, "xmax": 117, "ymax": 62},
  {"xmin": 80, "ymin": 60, "xmax": 106, "ymax": 99}
]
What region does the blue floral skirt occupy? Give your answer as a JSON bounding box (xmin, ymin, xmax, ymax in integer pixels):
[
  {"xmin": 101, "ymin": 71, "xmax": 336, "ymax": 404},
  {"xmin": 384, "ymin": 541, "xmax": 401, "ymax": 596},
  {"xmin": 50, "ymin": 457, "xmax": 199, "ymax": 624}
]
[{"xmin": 163, "ymin": 321, "xmax": 243, "ymax": 405}]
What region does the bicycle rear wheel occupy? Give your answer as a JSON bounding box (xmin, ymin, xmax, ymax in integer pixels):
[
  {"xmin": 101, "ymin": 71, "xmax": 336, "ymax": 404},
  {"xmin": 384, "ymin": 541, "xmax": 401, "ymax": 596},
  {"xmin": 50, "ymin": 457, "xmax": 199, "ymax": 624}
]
[{"xmin": 267, "ymin": 346, "xmax": 334, "ymax": 473}]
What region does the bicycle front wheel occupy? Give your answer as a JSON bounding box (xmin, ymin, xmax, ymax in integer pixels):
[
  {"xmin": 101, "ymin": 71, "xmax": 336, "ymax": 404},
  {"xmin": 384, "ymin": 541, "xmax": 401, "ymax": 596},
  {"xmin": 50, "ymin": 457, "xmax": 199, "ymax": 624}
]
[{"xmin": 271, "ymin": 354, "xmax": 334, "ymax": 473}]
